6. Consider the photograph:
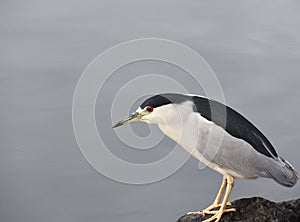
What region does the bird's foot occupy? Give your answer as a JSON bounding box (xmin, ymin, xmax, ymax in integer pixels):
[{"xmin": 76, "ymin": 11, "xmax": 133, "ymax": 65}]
[
  {"xmin": 202, "ymin": 207, "xmax": 236, "ymax": 215},
  {"xmin": 186, "ymin": 202, "xmax": 232, "ymax": 216},
  {"xmin": 187, "ymin": 205, "xmax": 236, "ymax": 222},
  {"xmin": 202, "ymin": 208, "xmax": 236, "ymax": 222},
  {"xmin": 201, "ymin": 202, "xmax": 232, "ymax": 216}
]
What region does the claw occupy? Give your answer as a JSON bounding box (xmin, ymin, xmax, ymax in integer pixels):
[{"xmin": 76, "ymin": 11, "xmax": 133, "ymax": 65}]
[
  {"xmin": 186, "ymin": 176, "xmax": 236, "ymax": 222},
  {"xmin": 202, "ymin": 208, "xmax": 236, "ymax": 215},
  {"xmin": 187, "ymin": 207, "xmax": 235, "ymax": 217},
  {"xmin": 186, "ymin": 211, "xmax": 202, "ymax": 215},
  {"xmin": 201, "ymin": 202, "xmax": 232, "ymax": 216}
]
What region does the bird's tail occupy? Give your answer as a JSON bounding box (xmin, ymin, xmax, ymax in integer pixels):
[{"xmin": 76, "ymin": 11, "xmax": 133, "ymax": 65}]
[{"xmin": 268, "ymin": 157, "xmax": 299, "ymax": 187}]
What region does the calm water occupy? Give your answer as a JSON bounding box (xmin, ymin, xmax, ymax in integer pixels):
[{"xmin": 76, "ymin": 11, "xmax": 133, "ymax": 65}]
[{"xmin": 1, "ymin": 1, "xmax": 300, "ymax": 222}]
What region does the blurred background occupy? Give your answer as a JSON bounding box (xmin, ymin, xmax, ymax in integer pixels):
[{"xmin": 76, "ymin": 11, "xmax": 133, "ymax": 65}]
[{"xmin": 1, "ymin": 0, "xmax": 300, "ymax": 222}]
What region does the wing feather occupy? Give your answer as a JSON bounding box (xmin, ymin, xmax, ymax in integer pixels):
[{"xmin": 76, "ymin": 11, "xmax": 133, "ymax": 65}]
[{"xmin": 191, "ymin": 96, "xmax": 278, "ymax": 159}]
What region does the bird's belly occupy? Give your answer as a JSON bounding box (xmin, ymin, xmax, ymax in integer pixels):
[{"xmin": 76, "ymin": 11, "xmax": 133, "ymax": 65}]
[
  {"xmin": 161, "ymin": 119, "xmax": 264, "ymax": 179},
  {"xmin": 180, "ymin": 139, "xmax": 248, "ymax": 178},
  {"xmin": 207, "ymin": 163, "xmax": 248, "ymax": 178}
]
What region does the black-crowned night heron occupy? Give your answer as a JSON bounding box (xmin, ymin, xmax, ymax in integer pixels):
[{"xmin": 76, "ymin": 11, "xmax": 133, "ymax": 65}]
[{"xmin": 113, "ymin": 93, "xmax": 299, "ymax": 222}]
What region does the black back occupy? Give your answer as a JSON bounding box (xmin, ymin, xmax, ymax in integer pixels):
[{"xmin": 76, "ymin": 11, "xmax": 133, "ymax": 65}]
[
  {"xmin": 141, "ymin": 93, "xmax": 278, "ymax": 158},
  {"xmin": 191, "ymin": 96, "xmax": 278, "ymax": 158}
]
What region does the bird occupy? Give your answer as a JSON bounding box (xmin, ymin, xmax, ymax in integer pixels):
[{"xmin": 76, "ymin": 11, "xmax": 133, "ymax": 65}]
[{"xmin": 113, "ymin": 93, "xmax": 299, "ymax": 222}]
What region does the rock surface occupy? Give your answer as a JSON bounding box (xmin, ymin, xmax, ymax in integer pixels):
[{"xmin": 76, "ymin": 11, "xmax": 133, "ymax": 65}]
[{"xmin": 177, "ymin": 197, "xmax": 300, "ymax": 222}]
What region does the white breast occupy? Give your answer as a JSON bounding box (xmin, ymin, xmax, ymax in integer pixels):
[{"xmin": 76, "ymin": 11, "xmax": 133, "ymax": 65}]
[{"xmin": 156, "ymin": 102, "xmax": 246, "ymax": 178}]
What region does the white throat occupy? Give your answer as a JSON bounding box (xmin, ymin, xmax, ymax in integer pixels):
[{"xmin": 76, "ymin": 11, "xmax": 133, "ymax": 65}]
[{"xmin": 151, "ymin": 102, "xmax": 201, "ymax": 153}]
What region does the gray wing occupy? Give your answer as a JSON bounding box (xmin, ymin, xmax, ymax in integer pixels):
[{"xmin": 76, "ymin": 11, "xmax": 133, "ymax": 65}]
[{"xmin": 191, "ymin": 96, "xmax": 278, "ymax": 159}]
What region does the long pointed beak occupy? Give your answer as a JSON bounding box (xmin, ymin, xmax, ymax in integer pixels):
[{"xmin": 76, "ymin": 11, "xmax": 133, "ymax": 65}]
[{"xmin": 112, "ymin": 112, "xmax": 141, "ymax": 128}]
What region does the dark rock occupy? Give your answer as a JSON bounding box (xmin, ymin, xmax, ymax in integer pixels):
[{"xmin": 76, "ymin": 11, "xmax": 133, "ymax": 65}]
[{"xmin": 177, "ymin": 197, "xmax": 300, "ymax": 222}]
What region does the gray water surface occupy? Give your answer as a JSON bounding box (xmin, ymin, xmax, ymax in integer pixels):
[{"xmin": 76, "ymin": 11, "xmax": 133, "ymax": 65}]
[{"xmin": 1, "ymin": 1, "xmax": 300, "ymax": 222}]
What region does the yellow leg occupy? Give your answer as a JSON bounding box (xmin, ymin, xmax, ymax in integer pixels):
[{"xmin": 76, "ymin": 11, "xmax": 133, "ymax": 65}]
[
  {"xmin": 203, "ymin": 176, "xmax": 236, "ymax": 222},
  {"xmin": 187, "ymin": 176, "xmax": 231, "ymax": 216},
  {"xmin": 213, "ymin": 175, "xmax": 227, "ymax": 205},
  {"xmin": 201, "ymin": 176, "xmax": 230, "ymax": 215}
]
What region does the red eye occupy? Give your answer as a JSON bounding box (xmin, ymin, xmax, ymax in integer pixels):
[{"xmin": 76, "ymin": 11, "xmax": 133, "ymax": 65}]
[{"xmin": 146, "ymin": 106, "xmax": 154, "ymax": 112}]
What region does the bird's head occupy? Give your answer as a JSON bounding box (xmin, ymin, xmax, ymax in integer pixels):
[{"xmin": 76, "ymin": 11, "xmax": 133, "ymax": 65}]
[{"xmin": 113, "ymin": 93, "xmax": 194, "ymax": 128}]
